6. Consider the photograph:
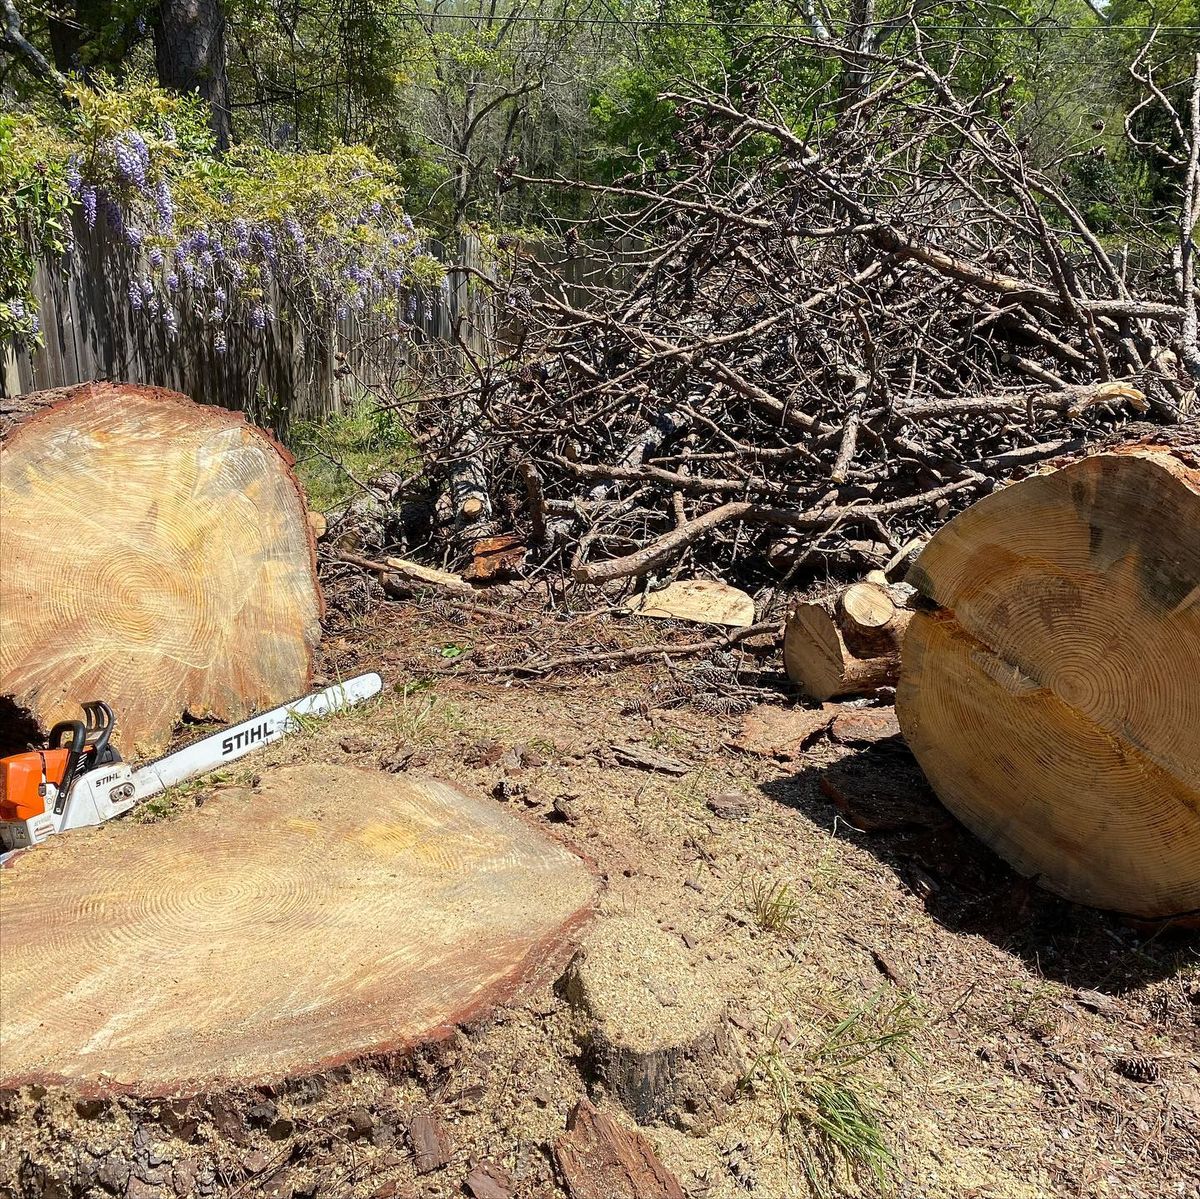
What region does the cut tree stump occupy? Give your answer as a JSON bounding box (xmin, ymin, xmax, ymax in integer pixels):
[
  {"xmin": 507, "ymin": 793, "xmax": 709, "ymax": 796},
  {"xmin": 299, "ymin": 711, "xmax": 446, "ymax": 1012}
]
[
  {"xmin": 554, "ymin": 1099, "xmax": 685, "ymax": 1199},
  {"xmin": 561, "ymin": 915, "xmax": 741, "ymax": 1127},
  {"xmin": 897, "ymin": 436, "xmax": 1200, "ymax": 919},
  {"xmin": 0, "ymin": 383, "xmax": 323, "ymax": 755},
  {"xmin": 0, "ymin": 764, "xmax": 597, "ymax": 1092},
  {"xmin": 784, "ymin": 581, "xmax": 913, "ymax": 700}
]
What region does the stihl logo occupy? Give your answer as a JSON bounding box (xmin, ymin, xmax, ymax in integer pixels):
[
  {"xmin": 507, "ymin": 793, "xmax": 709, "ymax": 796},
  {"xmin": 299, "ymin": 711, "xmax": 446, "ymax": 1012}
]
[{"xmin": 221, "ymin": 721, "xmax": 273, "ymax": 755}]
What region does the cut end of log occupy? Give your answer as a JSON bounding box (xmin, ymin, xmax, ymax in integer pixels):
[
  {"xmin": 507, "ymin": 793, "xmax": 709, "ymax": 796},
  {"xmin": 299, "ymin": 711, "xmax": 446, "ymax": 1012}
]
[
  {"xmin": 898, "ymin": 444, "xmax": 1200, "ymax": 919},
  {"xmin": 783, "ymin": 589, "xmax": 910, "ymax": 701},
  {"xmin": 0, "ymin": 384, "xmax": 323, "ymax": 755},
  {"xmin": 0, "ymin": 764, "xmax": 597, "ymax": 1093},
  {"xmin": 841, "ymin": 581, "xmax": 896, "ymax": 632}
]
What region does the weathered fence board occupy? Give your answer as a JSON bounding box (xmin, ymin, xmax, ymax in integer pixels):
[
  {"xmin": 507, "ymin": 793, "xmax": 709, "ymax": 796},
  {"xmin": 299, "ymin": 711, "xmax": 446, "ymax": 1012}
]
[{"xmin": 2, "ymin": 223, "xmax": 493, "ymax": 429}]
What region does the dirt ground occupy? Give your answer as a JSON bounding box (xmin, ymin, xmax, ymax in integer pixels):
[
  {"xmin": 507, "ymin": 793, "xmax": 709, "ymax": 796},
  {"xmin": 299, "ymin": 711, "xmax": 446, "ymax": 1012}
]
[{"xmin": 3, "ymin": 594, "xmax": 1199, "ymax": 1199}]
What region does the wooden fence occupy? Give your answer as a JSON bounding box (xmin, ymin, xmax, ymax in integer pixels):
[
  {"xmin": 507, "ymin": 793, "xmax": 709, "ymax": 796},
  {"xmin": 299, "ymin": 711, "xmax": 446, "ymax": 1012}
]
[
  {"xmin": 0, "ymin": 224, "xmax": 498, "ymax": 431},
  {"xmin": 2, "ymin": 223, "xmax": 634, "ymax": 432}
]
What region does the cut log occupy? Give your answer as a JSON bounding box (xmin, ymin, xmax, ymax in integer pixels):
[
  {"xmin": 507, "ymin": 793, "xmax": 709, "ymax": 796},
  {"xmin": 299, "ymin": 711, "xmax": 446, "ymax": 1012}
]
[
  {"xmin": 554, "ymin": 1099, "xmax": 685, "ymax": 1199},
  {"xmin": 783, "ymin": 583, "xmax": 912, "ymax": 701},
  {"xmin": 897, "ymin": 437, "xmax": 1200, "ymax": 919},
  {"xmin": 0, "ymin": 383, "xmax": 323, "ymax": 756},
  {"xmin": 561, "ymin": 915, "xmax": 741, "ymax": 1127},
  {"xmin": 0, "ymin": 763, "xmax": 597, "ymax": 1092}
]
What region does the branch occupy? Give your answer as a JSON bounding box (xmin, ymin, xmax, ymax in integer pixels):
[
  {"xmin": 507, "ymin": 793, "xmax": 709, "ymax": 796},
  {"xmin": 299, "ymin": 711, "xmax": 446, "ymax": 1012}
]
[{"xmin": 1, "ymin": 0, "xmax": 66, "ymax": 90}]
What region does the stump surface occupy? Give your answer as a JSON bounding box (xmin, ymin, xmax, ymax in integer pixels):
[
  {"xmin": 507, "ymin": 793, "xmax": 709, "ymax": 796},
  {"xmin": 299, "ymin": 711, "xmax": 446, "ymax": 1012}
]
[
  {"xmin": 899, "ymin": 443, "xmax": 1200, "ymax": 918},
  {"xmin": 0, "ymin": 764, "xmax": 597, "ymax": 1093},
  {"xmin": 0, "ymin": 383, "xmax": 322, "ymax": 755}
]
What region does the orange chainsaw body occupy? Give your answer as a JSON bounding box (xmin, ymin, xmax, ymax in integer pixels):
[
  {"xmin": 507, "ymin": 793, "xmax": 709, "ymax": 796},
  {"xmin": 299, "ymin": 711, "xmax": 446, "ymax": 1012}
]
[{"xmin": 0, "ymin": 749, "xmax": 70, "ymax": 822}]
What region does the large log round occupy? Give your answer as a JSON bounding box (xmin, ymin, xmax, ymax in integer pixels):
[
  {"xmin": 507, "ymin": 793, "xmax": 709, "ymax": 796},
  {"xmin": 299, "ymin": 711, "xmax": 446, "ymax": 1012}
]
[
  {"xmin": 897, "ymin": 438, "xmax": 1200, "ymax": 919},
  {"xmin": 0, "ymin": 383, "xmax": 323, "ymax": 755},
  {"xmin": 0, "ymin": 764, "xmax": 597, "ymax": 1094}
]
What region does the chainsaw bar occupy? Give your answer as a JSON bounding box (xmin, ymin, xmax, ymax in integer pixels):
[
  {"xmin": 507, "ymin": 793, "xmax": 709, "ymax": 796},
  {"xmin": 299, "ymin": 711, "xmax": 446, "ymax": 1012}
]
[{"xmin": 133, "ymin": 673, "xmax": 384, "ymax": 797}]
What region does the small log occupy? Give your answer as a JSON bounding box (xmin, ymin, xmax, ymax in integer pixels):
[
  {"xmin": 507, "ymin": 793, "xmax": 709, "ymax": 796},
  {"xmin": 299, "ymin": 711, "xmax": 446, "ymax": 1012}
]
[
  {"xmin": 554, "ymin": 1098, "xmax": 685, "ymax": 1199},
  {"xmin": 783, "ymin": 582, "xmax": 913, "ymax": 701},
  {"xmin": 561, "ymin": 915, "xmax": 741, "ymax": 1127}
]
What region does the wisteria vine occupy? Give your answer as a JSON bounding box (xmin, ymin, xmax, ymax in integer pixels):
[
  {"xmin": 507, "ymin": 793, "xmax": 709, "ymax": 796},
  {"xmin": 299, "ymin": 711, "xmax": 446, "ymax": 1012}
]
[{"xmin": 3, "ymin": 82, "xmax": 444, "ymax": 351}]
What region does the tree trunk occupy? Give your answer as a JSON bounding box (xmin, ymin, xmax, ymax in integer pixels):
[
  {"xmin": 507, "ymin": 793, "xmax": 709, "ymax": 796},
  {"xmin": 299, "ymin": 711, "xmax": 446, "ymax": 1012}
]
[
  {"xmin": 784, "ymin": 580, "xmax": 912, "ymax": 701},
  {"xmin": 0, "ymin": 764, "xmax": 596, "ymax": 1093},
  {"xmin": 154, "ymin": 0, "xmax": 230, "ymax": 149},
  {"xmin": 0, "ymin": 383, "xmax": 322, "ymax": 756},
  {"xmin": 897, "ymin": 431, "xmax": 1200, "ymax": 920}
]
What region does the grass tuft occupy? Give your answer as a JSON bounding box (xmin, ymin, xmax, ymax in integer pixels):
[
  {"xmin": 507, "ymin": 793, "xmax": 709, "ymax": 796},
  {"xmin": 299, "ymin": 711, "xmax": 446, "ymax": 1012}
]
[
  {"xmin": 743, "ymin": 875, "xmax": 800, "ymax": 935},
  {"xmin": 291, "ymin": 395, "xmax": 417, "ymax": 512},
  {"xmin": 744, "ymin": 990, "xmax": 920, "ymax": 1196}
]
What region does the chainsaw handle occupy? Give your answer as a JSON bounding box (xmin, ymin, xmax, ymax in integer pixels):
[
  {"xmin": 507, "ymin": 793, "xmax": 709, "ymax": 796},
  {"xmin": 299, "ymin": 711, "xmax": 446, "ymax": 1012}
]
[
  {"xmin": 46, "ymin": 719, "xmax": 87, "ymax": 816},
  {"xmin": 80, "ymin": 700, "xmax": 115, "ymax": 759}
]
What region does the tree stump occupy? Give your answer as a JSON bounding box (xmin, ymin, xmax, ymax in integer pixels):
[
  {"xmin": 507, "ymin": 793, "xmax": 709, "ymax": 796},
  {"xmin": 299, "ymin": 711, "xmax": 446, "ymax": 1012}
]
[
  {"xmin": 783, "ymin": 581, "xmax": 913, "ymax": 700},
  {"xmin": 0, "ymin": 383, "xmax": 323, "ymax": 755},
  {"xmin": 561, "ymin": 915, "xmax": 741, "ymax": 1127},
  {"xmin": 0, "ymin": 764, "xmax": 597, "ymax": 1092},
  {"xmin": 897, "ymin": 437, "xmax": 1200, "ymax": 919}
]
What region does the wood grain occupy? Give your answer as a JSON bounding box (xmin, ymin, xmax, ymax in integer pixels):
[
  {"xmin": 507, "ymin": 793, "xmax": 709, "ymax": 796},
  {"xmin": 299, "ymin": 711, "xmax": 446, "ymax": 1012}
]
[
  {"xmin": 0, "ymin": 383, "xmax": 322, "ymax": 754},
  {"xmin": 0, "ymin": 764, "xmax": 597, "ymax": 1093},
  {"xmin": 898, "ymin": 443, "xmax": 1200, "ymax": 919}
]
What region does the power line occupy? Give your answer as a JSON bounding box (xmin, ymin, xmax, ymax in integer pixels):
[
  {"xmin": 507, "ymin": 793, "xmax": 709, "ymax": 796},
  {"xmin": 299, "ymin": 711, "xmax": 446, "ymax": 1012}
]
[{"xmin": 389, "ymin": 9, "xmax": 1200, "ymax": 33}]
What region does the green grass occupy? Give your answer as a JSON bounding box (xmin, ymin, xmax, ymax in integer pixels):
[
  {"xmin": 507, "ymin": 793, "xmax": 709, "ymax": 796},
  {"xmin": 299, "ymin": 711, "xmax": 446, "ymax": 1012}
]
[
  {"xmin": 744, "ymin": 990, "xmax": 920, "ymax": 1197},
  {"xmin": 743, "ymin": 875, "xmax": 800, "ymax": 936},
  {"xmin": 290, "ymin": 395, "xmax": 418, "ymax": 512}
]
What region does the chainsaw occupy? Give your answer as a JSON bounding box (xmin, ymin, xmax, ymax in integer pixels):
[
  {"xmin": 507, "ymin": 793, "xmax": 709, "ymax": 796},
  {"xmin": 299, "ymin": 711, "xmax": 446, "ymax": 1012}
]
[{"xmin": 0, "ymin": 673, "xmax": 383, "ymax": 855}]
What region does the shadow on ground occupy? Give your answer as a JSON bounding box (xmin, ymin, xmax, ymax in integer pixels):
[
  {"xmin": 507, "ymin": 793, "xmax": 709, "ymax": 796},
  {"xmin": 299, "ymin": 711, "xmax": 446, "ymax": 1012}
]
[{"xmin": 759, "ymin": 736, "xmax": 1193, "ymax": 994}]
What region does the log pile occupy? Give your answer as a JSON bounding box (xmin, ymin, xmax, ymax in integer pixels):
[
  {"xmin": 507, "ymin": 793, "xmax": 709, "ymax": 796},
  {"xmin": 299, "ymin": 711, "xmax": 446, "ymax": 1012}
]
[{"xmin": 408, "ymin": 37, "xmax": 1197, "ymax": 594}]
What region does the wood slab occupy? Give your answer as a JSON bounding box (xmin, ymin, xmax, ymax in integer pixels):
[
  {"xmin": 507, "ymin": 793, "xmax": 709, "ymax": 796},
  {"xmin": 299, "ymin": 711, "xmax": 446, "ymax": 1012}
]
[
  {"xmin": 628, "ymin": 579, "xmax": 755, "ymax": 627},
  {"xmin": 0, "ymin": 764, "xmax": 596, "ymax": 1094}
]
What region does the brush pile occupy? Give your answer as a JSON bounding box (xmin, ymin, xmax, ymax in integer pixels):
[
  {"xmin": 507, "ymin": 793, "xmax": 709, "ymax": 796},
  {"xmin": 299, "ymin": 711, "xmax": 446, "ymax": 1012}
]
[{"xmin": 412, "ymin": 35, "xmax": 1198, "ymax": 592}]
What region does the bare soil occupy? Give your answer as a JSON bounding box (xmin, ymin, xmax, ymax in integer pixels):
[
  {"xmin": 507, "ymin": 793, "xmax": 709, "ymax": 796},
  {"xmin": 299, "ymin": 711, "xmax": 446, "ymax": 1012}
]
[{"xmin": 3, "ymin": 596, "xmax": 1198, "ymax": 1199}]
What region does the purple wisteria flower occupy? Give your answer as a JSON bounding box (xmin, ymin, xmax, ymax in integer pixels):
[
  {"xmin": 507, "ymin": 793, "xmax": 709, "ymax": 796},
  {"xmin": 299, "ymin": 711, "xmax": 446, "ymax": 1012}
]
[
  {"xmin": 65, "ymin": 157, "xmax": 82, "ymax": 197},
  {"xmin": 82, "ymin": 186, "xmax": 97, "ymax": 229},
  {"xmin": 213, "ymin": 332, "xmax": 228, "ymax": 354},
  {"xmin": 250, "ymin": 304, "xmax": 267, "ymax": 331},
  {"xmin": 284, "ymin": 214, "xmax": 306, "ymax": 250},
  {"xmin": 102, "ymin": 194, "xmax": 124, "ymax": 236},
  {"xmin": 128, "ymin": 280, "xmax": 144, "ymax": 311},
  {"xmin": 166, "ymin": 272, "xmax": 179, "ymax": 293},
  {"xmin": 126, "ymin": 226, "xmax": 144, "ymax": 248},
  {"xmin": 154, "ymin": 179, "xmax": 174, "ymax": 229},
  {"xmin": 149, "ymin": 247, "xmax": 164, "ymax": 268},
  {"xmin": 113, "ymin": 133, "xmax": 148, "ymax": 188}
]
